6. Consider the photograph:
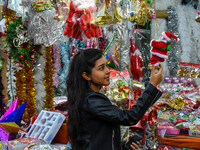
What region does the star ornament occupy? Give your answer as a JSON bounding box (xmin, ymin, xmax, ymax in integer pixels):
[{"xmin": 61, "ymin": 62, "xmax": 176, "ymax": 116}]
[{"xmin": 0, "ymin": 100, "xmax": 27, "ymax": 141}]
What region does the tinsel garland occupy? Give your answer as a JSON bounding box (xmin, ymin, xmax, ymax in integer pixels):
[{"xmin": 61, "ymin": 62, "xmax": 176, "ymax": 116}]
[
  {"xmin": 15, "ymin": 64, "xmax": 36, "ymax": 122},
  {"xmin": 59, "ymin": 42, "xmax": 70, "ymax": 95},
  {"xmin": 4, "ymin": 16, "xmax": 42, "ymax": 66},
  {"xmin": 4, "ymin": 5, "xmax": 15, "ymax": 22},
  {"xmin": 44, "ymin": 46, "xmax": 54, "ymax": 109},
  {"xmin": 167, "ymin": 6, "xmax": 180, "ymax": 76},
  {"xmin": 6, "ymin": 56, "xmax": 18, "ymax": 107},
  {"xmin": 177, "ymin": 5, "xmax": 200, "ymax": 64},
  {"xmin": 24, "ymin": 64, "xmax": 36, "ymax": 121},
  {"xmin": 52, "ymin": 43, "xmax": 61, "ymax": 88},
  {"xmin": 34, "ymin": 48, "xmax": 46, "ymax": 113}
]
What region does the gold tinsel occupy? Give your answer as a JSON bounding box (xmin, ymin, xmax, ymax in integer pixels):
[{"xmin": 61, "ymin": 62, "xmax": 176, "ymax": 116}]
[
  {"xmin": 44, "ymin": 46, "xmax": 55, "ymax": 109},
  {"xmin": 4, "ymin": 7, "xmax": 15, "ymax": 22},
  {"xmin": 15, "ymin": 64, "xmax": 36, "ymax": 122}
]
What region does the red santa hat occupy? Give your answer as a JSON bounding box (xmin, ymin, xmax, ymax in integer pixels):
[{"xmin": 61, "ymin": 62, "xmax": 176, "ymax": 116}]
[{"xmin": 159, "ymin": 32, "xmax": 178, "ymax": 43}]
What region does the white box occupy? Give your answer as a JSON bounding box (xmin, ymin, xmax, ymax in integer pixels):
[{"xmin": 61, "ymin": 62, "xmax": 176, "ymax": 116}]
[{"xmin": 26, "ymin": 110, "xmax": 65, "ymax": 144}]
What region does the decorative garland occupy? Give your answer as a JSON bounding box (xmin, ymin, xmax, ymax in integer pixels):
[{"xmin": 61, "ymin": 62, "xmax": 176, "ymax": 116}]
[
  {"xmin": 167, "ymin": 6, "xmax": 180, "ymax": 76},
  {"xmin": 6, "ymin": 57, "xmax": 17, "ymax": 107},
  {"xmin": 4, "ymin": 16, "xmax": 42, "ymax": 66},
  {"xmin": 59, "ymin": 42, "xmax": 70, "ymax": 95},
  {"xmin": 34, "ymin": 48, "xmax": 45, "ymax": 113},
  {"xmin": 52, "ymin": 43, "xmax": 61, "ymax": 88},
  {"xmin": 15, "ymin": 64, "xmax": 36, "ymax": 122},
  {"xmin": 44, "ymin": 46, "xmax": 54, "ymax": 109}
]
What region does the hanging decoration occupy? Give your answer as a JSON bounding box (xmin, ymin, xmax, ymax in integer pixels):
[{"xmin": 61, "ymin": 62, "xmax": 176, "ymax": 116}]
[
  {"xmin": 59, "ymin": 42, "xmax": 70, "ymax": 95},
  {"xmin": 24, "ymin": 64, "xmax": 36, "ymax": 121},
  {"xmin": 129, "ymin": 37, "xmax": 144, "ymax": 82},
  {"xmin": 4, "ymin": 3, "xmax": 15, "ymax": 23},
  {"xmin": 167, "ymin": 6, "xmax": 180, "ymax": 76},
  {"xmin": 6, "ymin": 57, "xmax": 18, "ymax": 107},
  {"xmin": 4, "ymin": 16, "xmax": 42, "ymax": 66},
  {"xmin": 131, "ymin": 0, "xmax": 154, "ymax": 26},
  {"xmin": 0, "ymin": 18, "xmax": 6, "ymax": 33},
  {"xmin": 32, "ymin": 0, "xmax": 51, "ymax": 12},
  {"xmin": 54, "ymin": 0, "xmax": 69, "ymax": 21},
  {"xmin": 28, "ymin": 7, "xmax": 65, "ymax": 46},
  {"xmin": 91, "ymin": 0, "xmax": 124, "ymax": 25},
  {"xmin": 44, "ymin": 46, "xmax": 54, "ymax": 109},
  {"xmin": 34, "ymin": 48, "xmax": 46, "ymax": 112},
  {"xmin": 7, "ymin": 0, "xmax": 24, "ymax": 15},
  {"xmin": 15, "ymin": 64, "xmax": 36, "ymax": 123},
  {"xmin": 64, "ymin": 0, "xmax": 102, "ymax": 40},
  {"xmin": 52, "ymin": 43, "xmax": 61, "ymax": 88}
]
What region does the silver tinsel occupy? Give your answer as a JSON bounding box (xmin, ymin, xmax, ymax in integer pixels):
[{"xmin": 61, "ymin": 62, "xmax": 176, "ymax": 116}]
[
  {"xmin": 28, "ymin": 7, "xmax": 65, "ymax": 47},
  {"xmin": 167, "ymin": 6, "xmax": 181, "ymax": 76}
]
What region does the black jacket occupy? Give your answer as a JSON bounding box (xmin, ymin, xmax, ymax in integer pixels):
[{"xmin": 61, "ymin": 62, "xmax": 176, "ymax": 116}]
[{"xmin": 78, "ymin": 83, "xmax": 162, "ymax": 150}]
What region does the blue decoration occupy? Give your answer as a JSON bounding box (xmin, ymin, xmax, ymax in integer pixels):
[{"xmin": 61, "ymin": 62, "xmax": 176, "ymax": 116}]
[
  {"xmin": 0, "ymin": 101, "xmax": 27, "ymax": 126},
  {"xmin": 59, "ymin": 42, "xmax": 70, "ymax": 95}
]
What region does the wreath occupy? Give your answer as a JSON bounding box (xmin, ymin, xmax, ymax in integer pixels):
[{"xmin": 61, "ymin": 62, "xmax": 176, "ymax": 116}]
[{"xmin": 4, "ymin": 16, "xmax": 42, "ymax": 66}]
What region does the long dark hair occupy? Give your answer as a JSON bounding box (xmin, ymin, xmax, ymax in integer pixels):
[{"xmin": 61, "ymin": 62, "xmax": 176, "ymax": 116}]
[{"xmin": 66, "ymin": 48, "xmax": 103, "ymax": 150}]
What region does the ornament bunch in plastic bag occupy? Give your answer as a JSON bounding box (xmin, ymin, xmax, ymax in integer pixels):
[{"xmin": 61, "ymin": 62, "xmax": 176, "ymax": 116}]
[{"xmin": 64, "ymin": 0, "xmax": 102, "ymax": 40}]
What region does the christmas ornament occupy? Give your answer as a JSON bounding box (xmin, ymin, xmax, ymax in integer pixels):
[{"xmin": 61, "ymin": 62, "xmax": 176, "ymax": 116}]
[
  {"xmin": 149, "ymin": 32, "xmax": 178, "ymax": 67},
  {"xmin": 129, "ymin": 38, "xmax": 143, "ymax": 82},
  {"xmin": 4, "ymin": 16, "xmax": 42, "ymax": 66},
  {"xmin": 64, "ymin": 0, "xmax": 102, "ymax": 40},
  {"xmin": 131, "ymin": 0, "xmax": 154, "ymax": 26},
  {"xmin": 0, "ymin": 101, "xmax": 27, "ymax": 141}
]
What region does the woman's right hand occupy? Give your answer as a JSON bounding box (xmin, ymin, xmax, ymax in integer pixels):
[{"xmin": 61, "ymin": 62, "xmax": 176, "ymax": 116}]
[
  {"xmin": 130, "ymin": 142, "xmax": 140, "ymax": 150},
  {"xmin": 149, "ymin": 64, "xmax": 163, "ymax": 87}
]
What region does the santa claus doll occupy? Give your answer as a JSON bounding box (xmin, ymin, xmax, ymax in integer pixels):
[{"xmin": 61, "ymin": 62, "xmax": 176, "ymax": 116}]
[{"xmin": 150, "ymin": 32, "xmax": 178, "ymax": 67}]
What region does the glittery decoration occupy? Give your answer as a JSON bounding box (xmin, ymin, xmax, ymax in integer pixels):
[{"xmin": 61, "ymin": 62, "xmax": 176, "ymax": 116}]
[
  {"xmin": 24, "ymin": 64, "xmax": 36, "ymax": 121},
  {"xmin": 28, "ymin": 7, "xmax": 65, "ymax": 46},
  {"xmin": 131, "ymin": 0, "xmax": 153, "ymax": 26},
  {"xmin": 44, "ymin": 46, "xmax": 54, "ymax": 109},
  {"xmin": 15, "ymin": 64, "xmax": 36, "ymax": 122},
  {"xmin": 59, "ymin": 42, "xmax": 70, "ymax": 95},
  {"xmin": 5, "ymin": 16, "xmax": 42, "ymax": 66},
  {"xmin": 52, "ymin": 43, "xmax": 61, "ymax": 88},
  {"xmin": 34, "ymin": 48, "xmax": 46, "ymax": 112},
  {"xmin": 7, "ymin": 0, "xmax": 24, "ymax": 14},
  {"xmin": 167, "ymin": 6, "xmax": 180, "ymax": 76},
  {"xmin": 0, "ymin": 97, "xmax": 18, "ymax": 121},
  {"xmin": 6, "ymin": 57, "xmax": 18, "ymax": 107},
  {"xmin": 4, "ymin": 6, "xmax": 15, "ymax": 22},
  {"xmin": 0, "ymin": 101, "xmax": 27, "ymax": 141},
  {"xmin": 29, "ymin": 143, "xmax": 67, "ymax": 150}
]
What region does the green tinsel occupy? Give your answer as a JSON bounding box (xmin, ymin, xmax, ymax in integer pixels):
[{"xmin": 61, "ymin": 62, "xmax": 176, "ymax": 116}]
[{"xmin": 4, "ymin": 17, "xmax": 42, "ymax": 66}]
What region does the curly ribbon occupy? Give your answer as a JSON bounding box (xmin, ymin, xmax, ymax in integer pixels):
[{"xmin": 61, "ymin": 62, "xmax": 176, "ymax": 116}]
[
  {"xmin": 15, "ymin": 64, "xmax": 36, "ymax": 122},
  {"xmin": 44, "ymin": 46, "xmax": 54, "ymax": 109}
]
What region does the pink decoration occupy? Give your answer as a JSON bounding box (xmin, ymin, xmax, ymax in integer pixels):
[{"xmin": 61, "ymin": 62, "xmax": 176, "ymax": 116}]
[
  {"xmin": 0, "ymin": 101, "xmax": 27, "ymax": 141},
  {"xmin": 0, "ymin": 98, "xmax": 18, "ymax": 121},
  {"xmin": 52, "ymin": 44, "xmax": 61, "ymax": 88}
]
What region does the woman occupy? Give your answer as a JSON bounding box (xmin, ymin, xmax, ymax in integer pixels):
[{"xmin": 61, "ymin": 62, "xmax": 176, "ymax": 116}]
[{"xmin": 66, "ymin": 48, "xmax": 163, "ymax": 150}]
